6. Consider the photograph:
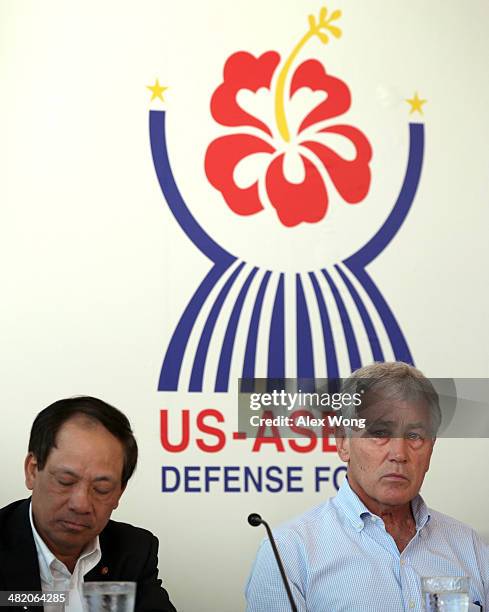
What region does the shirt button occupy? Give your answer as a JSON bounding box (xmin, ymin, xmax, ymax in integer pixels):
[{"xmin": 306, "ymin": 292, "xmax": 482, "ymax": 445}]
[
  {"xmin": 400, "ymin": 559, "xmax": 405, "ymax": 565},
  {"xmin": 409, "ymin": 600, "xmax": 415, "ymax": 608}
]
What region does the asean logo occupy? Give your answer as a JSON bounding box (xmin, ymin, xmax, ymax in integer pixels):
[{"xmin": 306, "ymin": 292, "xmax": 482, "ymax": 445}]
[{"xmin": 149, "ymin": 6, "xmax": 425, "ymax": 392}]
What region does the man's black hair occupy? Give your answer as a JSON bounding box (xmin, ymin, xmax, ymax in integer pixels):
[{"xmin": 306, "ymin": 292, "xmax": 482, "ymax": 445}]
[{"xmin": 28, "ymin": 396, "xmax": 138, "ymax": 486}]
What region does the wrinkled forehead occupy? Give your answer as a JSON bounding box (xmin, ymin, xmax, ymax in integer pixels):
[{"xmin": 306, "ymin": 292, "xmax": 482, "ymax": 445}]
[
  {"xmin": 360, "ymin": 390, "xmax": 433, "ymax": 428},
  {"xmin": 51, "ymin": 415, "xmax": 124, "ymax": 463}
]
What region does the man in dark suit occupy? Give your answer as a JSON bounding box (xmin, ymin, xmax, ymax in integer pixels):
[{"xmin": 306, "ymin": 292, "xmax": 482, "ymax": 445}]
[{"xmin": 0, "ymin": 396, "xmax": 176, "ymax": 611}]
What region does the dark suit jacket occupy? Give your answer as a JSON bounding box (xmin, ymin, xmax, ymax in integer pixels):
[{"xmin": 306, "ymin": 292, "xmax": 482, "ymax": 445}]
[{"xmin": 0, "ymin": 499, "xmax": 177, "ymax": 612}]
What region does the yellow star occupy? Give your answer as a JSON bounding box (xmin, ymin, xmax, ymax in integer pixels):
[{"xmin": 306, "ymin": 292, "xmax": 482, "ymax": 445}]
[
  {"xmin": 406, "ymin": 91, "xmax": 427, "ymax": 115},
  {"xmin": 147, "ymin": 79, "xmax": 168, "ymax": 102}
]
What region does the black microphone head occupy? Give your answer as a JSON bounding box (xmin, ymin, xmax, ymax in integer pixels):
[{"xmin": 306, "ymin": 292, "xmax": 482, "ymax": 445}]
[{"xmin": 248, "ymin": 513, "xmax": 263, "ymax": 527}]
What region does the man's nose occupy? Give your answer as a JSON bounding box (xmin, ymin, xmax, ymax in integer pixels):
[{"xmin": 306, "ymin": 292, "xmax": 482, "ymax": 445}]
[
  {"xmin": 68, "ymin": 484, "xmax": 92, "ymax": 514},
  {"xmin": 388, "ymin": 437, "xmax": 408, "ymax": 462}
]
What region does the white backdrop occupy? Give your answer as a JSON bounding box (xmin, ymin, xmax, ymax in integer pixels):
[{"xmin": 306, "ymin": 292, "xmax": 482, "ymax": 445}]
[{"xmin": 1, "ymin": 1, "xmax": 489, "ymax": 610}]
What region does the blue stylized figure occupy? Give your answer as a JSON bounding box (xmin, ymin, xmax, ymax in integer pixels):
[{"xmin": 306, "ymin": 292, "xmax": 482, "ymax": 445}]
[{"xmin": 150, "ymin": 111, "xmax": 424, "ymax": 392}]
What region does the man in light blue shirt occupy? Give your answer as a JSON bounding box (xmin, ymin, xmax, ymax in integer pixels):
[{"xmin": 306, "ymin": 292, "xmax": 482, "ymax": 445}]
[{"xmin": 246, "ymin": 362, "xmax": 489, "ymax": 611}]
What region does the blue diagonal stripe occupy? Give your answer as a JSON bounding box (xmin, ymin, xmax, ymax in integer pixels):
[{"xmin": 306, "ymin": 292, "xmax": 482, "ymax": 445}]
[
  {"xmin": 335, "ymin": 264, "xmax": 384, "ymax": 362},
  {"xmin": 296, "ymin": 274, "xmax": 315, "ymax": 379},
  {"xmin": 189, "ymin": 262, "xmax": 245, "ymax": 391},
  {"xmin": 308, "ymin": 272, "xmax": 339, "ymax": 379},
  {"xmin": 322, "ymin": 269, "xmax": 361, "ymax": 372},
  {"xmin": 158, "ymin": 263, "xmax": 230, "ymax": 391},
  {"xmin": 215, "ymin": 267, "xmax": 258, "ymax": 392},
  {"xmin": 241, "ymin": 271, "xmax": 272, "ymax": 385},
  {"xmin": 268, "ymin": 274, "xmax": 285, "ymax": 379}
]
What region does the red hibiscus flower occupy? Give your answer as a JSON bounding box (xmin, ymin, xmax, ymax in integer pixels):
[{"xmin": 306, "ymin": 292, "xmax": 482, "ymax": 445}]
[{"xmin": 204, "ymin": 9, "xmax": 372, "ymax": 228}]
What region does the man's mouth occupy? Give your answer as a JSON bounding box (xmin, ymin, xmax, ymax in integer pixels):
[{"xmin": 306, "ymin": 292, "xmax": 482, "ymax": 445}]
[
  {"xmin": 382, "ymin": 473, "xmax": 409, "ymax": 481},
  {"xmin": 59, "ymin": 519, "xmax": 90, "ymax": 532}
]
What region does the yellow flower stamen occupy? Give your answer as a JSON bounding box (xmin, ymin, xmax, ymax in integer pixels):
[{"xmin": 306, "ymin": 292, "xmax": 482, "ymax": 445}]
[{"xmin": 274, "ymin": 7, "xmax": 342, "ymax": 143}]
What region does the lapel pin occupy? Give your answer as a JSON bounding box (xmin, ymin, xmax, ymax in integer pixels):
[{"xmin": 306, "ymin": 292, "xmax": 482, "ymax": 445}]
[{"xmin": 101, "ymin": 566, "xmax": 109, "ymax": 575}]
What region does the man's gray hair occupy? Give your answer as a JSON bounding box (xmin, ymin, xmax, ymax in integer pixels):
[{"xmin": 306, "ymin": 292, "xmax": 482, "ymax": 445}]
[{"xmin": 340, "ymin": 361, "xmax": 441, "ymax": 435}]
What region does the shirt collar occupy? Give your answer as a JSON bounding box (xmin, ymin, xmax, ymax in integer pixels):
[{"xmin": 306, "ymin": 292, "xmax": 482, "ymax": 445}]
[
  {"xmin": 29, "ymin": 500, "xmax": 101, "ymax": 580},
  {"xmin": 410, "ymin": 492, "xmax": 431, "ymax": 530},
  {"xmin": 334, "ymin": 476, "xmax": 431, "ymax": 532}
]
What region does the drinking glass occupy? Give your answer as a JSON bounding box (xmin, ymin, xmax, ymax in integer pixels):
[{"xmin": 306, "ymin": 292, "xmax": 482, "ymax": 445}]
[
  {"xmin": 421, "ymin": 576, "xmax": 469, "ymax": 611},
  {"xmin": 82, "ymin": 581, "xmax": 136, "ymax": 612}
]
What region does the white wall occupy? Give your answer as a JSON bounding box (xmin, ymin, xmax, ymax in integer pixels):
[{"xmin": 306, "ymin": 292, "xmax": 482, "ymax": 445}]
[{"xmin": 1, "ymin": 2, "xmax": 488, "ymax": 610}]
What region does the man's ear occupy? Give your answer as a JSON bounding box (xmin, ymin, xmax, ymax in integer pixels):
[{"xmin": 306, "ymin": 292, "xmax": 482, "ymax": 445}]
[
  {"xmin": 335, "ymin": 427, "xmax": 351, "ymax": 463},
  {"xmin": 425, "ymin": 437, "xmax": 436, "ymax": 473},
  {"xmin": 24, "ymin": 453, "xmax": 38, "ymax": 490}
]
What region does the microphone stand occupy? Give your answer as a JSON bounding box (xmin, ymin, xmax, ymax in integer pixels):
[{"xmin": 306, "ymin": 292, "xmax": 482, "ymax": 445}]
[{"xmin": 248, "ymin": 513, "xmax": 298, "ymax": 612}]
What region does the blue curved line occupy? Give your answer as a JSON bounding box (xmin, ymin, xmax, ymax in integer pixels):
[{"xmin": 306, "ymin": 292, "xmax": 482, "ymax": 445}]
[
  {"xmin": 215, "ymin": 267, "xmax": 258, "ymax": 392},
  {"xmin": 241, "ymin": 271, "xmax": 272, "ymax": 384},
  {"xmin": 268, "ymin": 274, "xmax": 285, "ymax": 379},
  {"xmin": 296, "ymin": 275, "xmax": 315, "ymax": 379},
  {"xmin": 334, "ymin": 264, "xmax": 384, "ymax": 362},
  {"xmin": 149, "ymin": 110, "xmax": 236, "ymax": 265},
  {"xmin": 158, "ymin": 263, "xmax": 230, "ymax": 391},
  {"xmin": 189, "ymin": 262, "xmax": 245, "ymax": 391},
  {"xmin": 308, "ymin": 272, "xmax": 339, "ymax": 379},
  {"xmin": 322, "ymin": 269, "xmax": 361, "ymax": 372},
  {"xmin": 345, "ymin": 123, "xmax": 424, "ymax": 269},
  {"xmin": 349, "ymin": 268, "xmax": 414, "ymax": 365}
]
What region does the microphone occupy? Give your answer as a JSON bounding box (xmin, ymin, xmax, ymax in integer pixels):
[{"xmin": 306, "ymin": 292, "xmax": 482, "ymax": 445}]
[
  {"xmin": 247, "ymin": 513, "xmax": 262, "ymax": 527},
  {"xmin": 247, "ymin": 513, "xmax": 298, "ymax": 612}
]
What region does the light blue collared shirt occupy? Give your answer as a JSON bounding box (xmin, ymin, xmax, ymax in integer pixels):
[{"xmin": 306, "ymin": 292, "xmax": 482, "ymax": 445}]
[{"xmin": 245, "ymin": 479, "xmax": 489, "ymax": 611}]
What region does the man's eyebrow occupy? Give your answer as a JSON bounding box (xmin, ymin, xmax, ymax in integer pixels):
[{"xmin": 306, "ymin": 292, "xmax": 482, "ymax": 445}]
[
  {"xmin": 50, "ymin": 467, "xmax": 79, "ymax": 478},
  {"xmin": 405, "ymin": 421, "xmax": 429, "ymax": 430},
  {"xmin": 93, "ymin": 476, "xmax": 117, "ymax": 483},
  {"xmin": 367, "ymin": 419, "xmax": 395, "ymax": 427},
  {"xmin": 367, "ymin": 419, "xmax": 429, "ymax": 427},
  {"xmin": 365, "ymin": 420, "xmax": 431, "ymax": 435},
  {"xmin": 49, "ymin": 468, "xmax": 117, "ymax": 483}
]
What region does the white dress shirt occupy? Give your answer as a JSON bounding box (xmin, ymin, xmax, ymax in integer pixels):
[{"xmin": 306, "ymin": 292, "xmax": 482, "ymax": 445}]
[{"xmin": 29, "ymin": 503, "xmax": 101, "ymax": 612}]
